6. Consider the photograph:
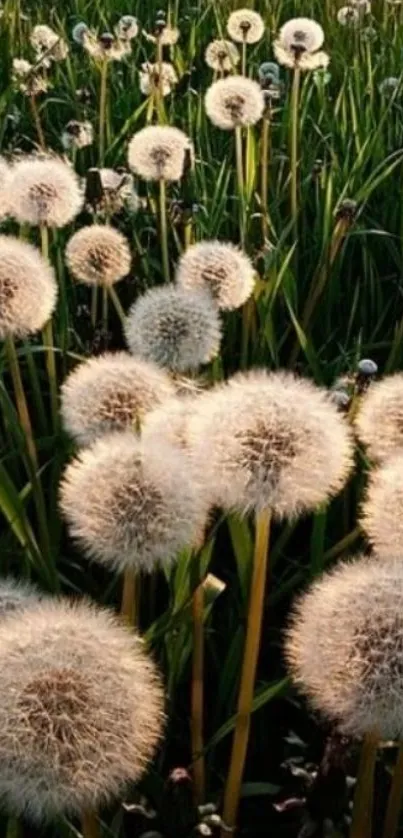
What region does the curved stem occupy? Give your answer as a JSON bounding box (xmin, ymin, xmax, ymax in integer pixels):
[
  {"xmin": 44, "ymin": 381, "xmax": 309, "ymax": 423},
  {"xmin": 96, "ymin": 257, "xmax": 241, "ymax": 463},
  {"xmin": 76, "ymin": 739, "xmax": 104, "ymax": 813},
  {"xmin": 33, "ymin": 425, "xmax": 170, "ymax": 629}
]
[
  {"xmin": 221, "ymin": 509, "xmax": 272, "ymax": 836},
  {"xmin": 382, "ymin": 742, "xmax": 403, "ymax": 838},
  {"xmin": 350, "ymin": 731, "xmax": 378, "ymax": 838},
  {"xmin": 159, "ymin": 178, "xmax": 170, "ymax": 283},
  {"xmin": 121, "ymin": 569, "xmax": 137, "ymax": 626},
  {"xmin": 82, "ymin": 811, "xmax": 100, "ymax": 838},
  {"xmin": 191, "ymin": 581, "xmax": 206, "ymax": 804}
]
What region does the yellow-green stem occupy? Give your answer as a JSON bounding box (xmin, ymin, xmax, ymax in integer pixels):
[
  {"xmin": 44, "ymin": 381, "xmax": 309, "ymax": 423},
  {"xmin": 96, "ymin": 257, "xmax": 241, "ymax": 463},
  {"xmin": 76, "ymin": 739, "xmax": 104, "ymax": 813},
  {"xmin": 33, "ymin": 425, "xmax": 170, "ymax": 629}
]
[
  {"xmin": 121, "ymin": 568, "xmax": 137, "ymax": 626},
  {"xmin": 40, "ymin": 226, "xmax": 58, "ymax": 430},
  {"xmin": 98, "ymin": 60, "xmax": 108, "ymax": 165},
  {"xmin": 235, "ymin": 126, "xmax": 245, "ymax": 245},
  {"xmin": 191, "ymin": 582, "xmax": 206, "ymax": 805},
  {"xmin": 261, "ymin": 115, "xmax": 270, "ymax": 243},
  {"xmin": 350, "ymin": 731, "xmax": 378, "ymax": 838},
  {"xmin": 241, "ymin": 40, "xmax": 247, "ymax": 77},
  {"xmin": 29, "ymin": 95, "xmax": 45, "ymax": 149},
  {"xmin": 159, "ymin": 178, "xmax": 170, "ymax": 283},
  {"xmin": 221, "ymin": 508, "xmax": 272, "ymax": 836},
  {"xmin": 382, "ymin": 743, "xmax": 403, "ymax": 838},
  {"xmin": 81, "ymin": 810, "xmax": 100, "ymax": 838},
  {"xmin": 290, "ymin": 66, "xmax": 301, "ymax": 229},
  {"xmin": 108, "ymin": 285, "xmax": 126, "ymax": 325}
]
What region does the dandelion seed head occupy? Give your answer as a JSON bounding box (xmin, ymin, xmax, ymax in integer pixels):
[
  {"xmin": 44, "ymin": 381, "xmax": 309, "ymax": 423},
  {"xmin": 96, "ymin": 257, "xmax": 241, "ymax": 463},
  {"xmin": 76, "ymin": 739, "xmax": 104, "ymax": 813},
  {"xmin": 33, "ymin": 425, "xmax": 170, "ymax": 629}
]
[
  {"xmin": 227, "ymin": 9, "xmax": 265, "ymax": 44},
  {"xmin": 30, "ymin": 25, "xmax": 69, "ymax": 61},
  {"xmin": 115, "ymin": 16, "xmax": 139, "ymax": 40},
  {"xmin": 98, "ymin": 169, "xmax": 139, "ymax": 215},
  {"xmin": 285, "ymin": 556, "xmax": 403, "ymax": 739},
  {"xmin": 176, "ymin": 240, "xmax": 255, "ymax": 310},
  {"xmin": 62, "ymin": 120, "xmax": 94, "ymax": 151},
  {"xmin": 142, "ymin": 392, "xmax": 201, "ymax": 450},
  {"xmin": 128, "ymin": 126, "xmax": 193, "ymax": 182},
  {"xmin": 72, "ymin": 22, "xmax": 88, "ymax": 45},
  {"xmin": 278, "ymin": 18, "xmax": 324, "ymax": 53},
  {"xmin": 125, "ymin": 286, "xmax": 221, "ymax": 373},
  {"xmin": 146, "ymin": 25, "xmax": 179, "ymax": 46},
  {"xmin": 65, "ymin": 224, "xmax": 131, "ymax": 287},
  {"xmin": 83, "ymin": 30, "xmax": 131, "ymax": 62},
  {"xmin": 355, "ymin": 374, "xmax": 403, "ymax": 462},
  {"xmin": 205, "ymin": 76, "xmax": 265, "ymax": 129},
  {"xmin": 379, "ymin": 76, "xmax": 400, "ymax": 95},
  {"xmin": 61, "ymin": 352, "xmax": 175, "ymax": 446},
  {"xmin": 360, "ymin": 455, "xmax": 403, "ymax": 555},
  {"xmin": 12, "ymin": 59, "xmax": 49, "ymax": 96},
  {"xmin": 337, "ymin": 7, "xmax": 360, "ymax": 25},
  {"xmin": 0, "ymin": 598, "xmax": 164, "ymax": 821},
  {"xmin": 205, "ymin": 40, "xmax": 240, "ymax": 72},
  {"xmin": 187, "ymin": 370, "xmax": 354, "ymax": 516},
  {"xmin": 60, "ymin": 432, "xmax": 207, "ymax": 573},
  {"xmin": 8, "ymin": 156, "xmax": 83, "ymax": 228},
  {"xmin": 0, "ymin": 235, "xmax": 57, "ymax": 340},
  {"xmin": 0, "ymin": 578, "xmax": 42, "ymax": 618},
  {"xmin": 0, "ymin": 158, "xmax": 10, "ymax": 220},
  {"xmin": 139, "ymin": 62, "xmax": 178, "ymax": 97},
  {"xmin": 274, "ymin": 41, "xmax": 329, "ymax": 70}
]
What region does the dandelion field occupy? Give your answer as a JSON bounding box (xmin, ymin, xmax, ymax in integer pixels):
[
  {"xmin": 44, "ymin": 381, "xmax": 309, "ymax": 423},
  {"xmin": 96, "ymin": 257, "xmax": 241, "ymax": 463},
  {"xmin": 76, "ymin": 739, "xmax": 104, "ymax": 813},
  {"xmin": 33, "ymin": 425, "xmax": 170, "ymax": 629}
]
[{"xmin": 2, "ymin": 1, "xmax": 403, "ymax": 837}]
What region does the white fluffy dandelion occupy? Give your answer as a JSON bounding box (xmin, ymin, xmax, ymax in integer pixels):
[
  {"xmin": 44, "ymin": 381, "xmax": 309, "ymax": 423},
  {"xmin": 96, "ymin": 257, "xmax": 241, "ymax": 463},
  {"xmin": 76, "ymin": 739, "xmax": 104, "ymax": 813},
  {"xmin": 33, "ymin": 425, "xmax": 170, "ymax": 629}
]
[
  {"xmin": 227, "ymin": 9, "xmax": 265, "ymax": 44},
  {"xmin": 0, "ymin": 236, "xmax": 57, "ymax": 340},
  {"xmin": 205, "ymin": 40, "xmax": 240, "ymax": 72},
  {"xmin": 176, "ymin": 240, "xmax": 255, "ymax": 310},
  {"xmin": 128, "ymin": 126, "xmax": 193, "ymax": 182},
  {"xmin": 205, "ymin": 76, "xmax": 265, "ymax": 129},
  {"xmin": 8, "ymin": 156, "xmax": 83, "ymax": 228},
  {"xmin": 65, "ymin": 224, "xmax": 131, "ymax": 287}
]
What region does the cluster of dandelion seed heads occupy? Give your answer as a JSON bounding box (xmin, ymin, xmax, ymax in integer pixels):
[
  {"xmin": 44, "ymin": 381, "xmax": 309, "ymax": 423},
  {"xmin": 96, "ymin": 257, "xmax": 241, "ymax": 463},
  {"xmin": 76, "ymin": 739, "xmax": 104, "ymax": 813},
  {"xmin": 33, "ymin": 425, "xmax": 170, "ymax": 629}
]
[
  {"xmin": 227, "ymin": 9, "xmax": 265, "ymax": 44},
  {"xmin": 360, "ymin": 455, "xmax": 403, "ymax": 556},
  {"xmin": 61, "ymin": 352, "xmax": 175, "ymax": 446},
  {"xmin": 60, "ymin": 432, "xmax": 207, "ymax": 574},
  {"xmin": 205, "ymin": 40, "xmax": 240, "ymax": 72},
  {"xmin": 0, "ymin": 598, "xmax": 164, "ymax": 822},
  {"xmin": 0, "ymin": 236, "xmax": 57, "ymax": 340},
  {"xmin": 8, "ymin": 157, "xmax": 83, "ymax": 228},
  {"xmin": 0, "ymin": 578, "xmax": 42, "ymax": 619},
  {"xmin": 125, "ymin": 286, "xmax": 222, "ymax": 373},
  {"xmin": 65, "ymin": 224, "xmax": 131, "ymax": 287},
  {"xmin": 285, "ymin": 556, "xmax": 403, "ymax": 739},
  {"xmin": 176, "ymin": 240, "xmax": 255, "ymax": 310},
  {"xmin": 128, "ymin": 126, "xmax": 193, "ymax": 182},
  {"xmin": 187, "ymin": 370, "xmax": 354, "ymax": 517},
  {"xmin": 205, "ymin": 76, "xmax": 265, "ymax": 129},
  {"xmin": 355, "ymin": 374, "xmax": 403, "ymax": 462}
]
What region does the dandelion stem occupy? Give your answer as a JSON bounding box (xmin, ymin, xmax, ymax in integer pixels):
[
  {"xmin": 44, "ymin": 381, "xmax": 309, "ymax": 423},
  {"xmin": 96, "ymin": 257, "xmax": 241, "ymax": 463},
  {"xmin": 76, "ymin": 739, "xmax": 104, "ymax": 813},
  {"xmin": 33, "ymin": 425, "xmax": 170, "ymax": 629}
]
[
  {"xmin": 29, "ymin": 95, "xmax": 45, "ymax": 149},
  {"xmin": 108, "ymin": 286, "xmax": 126, "ymax": 325},
  {"xmin": 81, "ymin": 810, "xmax": 100, "ymax": 838},
  {"xmin": 221, "ymin": 508, "xmax": 271, "ymax": 836},
  {"xmin": 159, "ymin": 178, "xmax": 170, "ymax": 283},
  {"xmin": 290, "ymin": 66, "xmax": 301, "ymax": 230},
  {"xmin": 382, "ymin": 743, "xmax": 403, "ymax": 838},
  {"xmin": 350, "ymin": 730, "xmax": 378, "ymax": 838},
  {"xmin": 235, "ymin": 126, "xmax": 245, "ymax": 246},
  {"xmin": 191, "ymin": 580, "xmax": 206, "ymax": 804},
  {"xmin": 98, "ymin": 60, "xmax": 108, "ymax": 165},
  {"xmin": 40, "ymin": 226, "xmax": 58, "ymax": 431},
  {"xmin": 241, "ymin": 40, "xmax": 247, "ymax": 77},
  {"xmin": 261, "ymin": 113, "xmax": 271, "ymax": 244},
  {"xmin": 121, "ymin": 569, "xmax": 137, "ymax": 626},
  {"xmin": 91, "ymin": 286, "xmax": 98, "ymax": 328},
  {"xmin": 102, "ymin": 285, "xmax": 109, "ymax": 335}
]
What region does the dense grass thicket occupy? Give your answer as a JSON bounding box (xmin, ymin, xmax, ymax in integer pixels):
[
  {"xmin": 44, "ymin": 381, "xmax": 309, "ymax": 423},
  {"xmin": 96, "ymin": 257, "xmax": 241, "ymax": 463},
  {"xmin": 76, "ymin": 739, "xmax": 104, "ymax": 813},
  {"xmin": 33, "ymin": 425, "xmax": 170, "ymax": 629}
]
[{"xmin": 1, "ymin": 1, "xmax": 403, "ymax": 836}]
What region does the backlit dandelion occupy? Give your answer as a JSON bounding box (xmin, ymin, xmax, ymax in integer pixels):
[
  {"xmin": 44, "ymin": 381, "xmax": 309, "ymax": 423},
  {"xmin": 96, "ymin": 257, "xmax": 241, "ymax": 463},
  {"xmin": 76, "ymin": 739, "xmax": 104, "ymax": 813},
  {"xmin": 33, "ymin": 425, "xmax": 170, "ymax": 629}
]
[
  {"xmin": 65, "ymin": 224, "xmax": 131, "ymax": 287},
  {"xmin": 187, "ymin": 370, "xmax": 354, "ymax": 516},
  {"xmin": 360, "ymin": 455, "xmax": 403, "ymax": 555},
  {"xmin": 355, "ymin": 374, "xmax": 403, "ymax": 462},
  {"xmin": 337, "ymin": 7, "xmax": 360, "ymax": 25},
  {"xmin": 8, "ymin": 156, "xmax": 83, "ymax": 228},
  {"xmin": 61, "ymin": 352, "xmax": 175, "ymax": 446},
  {"xmin": 60, "ymin": 432, "xmax": 207, "ymax": 573},
  {"xmin": 139, "ymin": 62, "xmax": 178, "ymax": 97},
  {"xmin": 285, "ymin": 555, "xmax": 403, "ymax": 739},
  {"xmin": 176, "ymin": 240, "xmax": 255, "ymax": 310},
  {"xmin": 128, "ymin": 126, "xmax": 193, "ymax": 181},
  {"xmin": 30, "ymin": 24, "xmax": 69, "ymax": 61},
  {"xmin": 274, "ymin": 18, "xmax": 328, "ymax": 70},
  {"xmin": 83, "ymin": 30, "xmax": 131, "ymax": 62},
  {"xmin": 205, "ymin": 76, "xmax": 265, "ymax": 129},
  {"xmin": 205, "ymin": 40, "xmax": 240, "ymax": 72},
  {"xmin": 115, "ymin": 16, "xmax": 139, "ymax": 40},
  {"xmin": 0, "ymin": 236, "xmax": 57, "ymax": 340},
  {"xmin": 145, "ymin": 25, "xmax": 179, "ymax": 46},
  {"xmin": 0, "ymin": 598, "xmax": 164, "ymax": 822},
  {"xmin": 125, "ymin": 286, "xmax": 221, "ymax": 373},
  {"xmin": 227, "ymin": 9, "xmax": 265, "ymax": 44}
]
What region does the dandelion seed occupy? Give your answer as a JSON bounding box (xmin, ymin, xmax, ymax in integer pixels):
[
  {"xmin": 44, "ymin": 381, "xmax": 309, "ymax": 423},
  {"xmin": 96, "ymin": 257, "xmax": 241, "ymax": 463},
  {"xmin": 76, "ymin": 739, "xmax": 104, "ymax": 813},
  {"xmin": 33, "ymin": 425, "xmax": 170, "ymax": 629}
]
[
  {"xmin": 139, "ymin": 62, "xmax": 178, "ymax": 97},
  {"xmin": 0, "ymin": 598, "xmax": 164, "ymax": 822},
  {"xmin": 62, "ymin": 120, "xmax": 94, "ymax": 150},
  {"xmin": 355, "ymin": 373, "xmax": 403, "ymax": 462},
  {"xmin": 187, "ymin": 370, "xmax": 354, "ymax": 516},
  {"xmin": 61, "ymin": 351, "xmax": 175, "ymax": 446},
  {"xmin": 360, "ymin": 455, "xmax": 403, "ymax": 555},
  {"xmin": 0, "ymin": 235, "xmax": 57, "ymax": 340},
  {"xmin": 337, "ymin": 7, "xmax": 360, "ymax": 25},
  {"xmin": 115, "ymin": 15, "xmax": 139, "ymax": 41},
  {"xmin": 285, "ymin": 556, "xmax": 403, "ymax": 739},
  {"xmin": 65, "ymin": 224, "xmax": 131, "ymax": 287},
  {"xmin": 205, "ymin": 40, "xmax": 240, "ymax": 72},
  {"xmin": 227, "ymin": 9, "xmax": 265, "ymax": 44},
  {"xmin": 205, "ymin": 75, "xmax": 265, "ymax": 129},
  {"xmin": 60, "ymin": 432, "xmax": 207, "ymax": 573},
  {"xmin": 125, "ymin": 286, "xmax": 221, "ymax": 373},
  {"xmin": 8, "ymin": 156, "xmax": 83, "ymax": 228},
  {"xmin": 128, "ymin": 126, "xmax": 193, "ymax": 182},
  {"xmin": 176, "ymin": 240, "xmax": 255, "ymax": 310},
  {"xmin": 30, "ymin": 24, "xmax": 69, "ymax": 61}
]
